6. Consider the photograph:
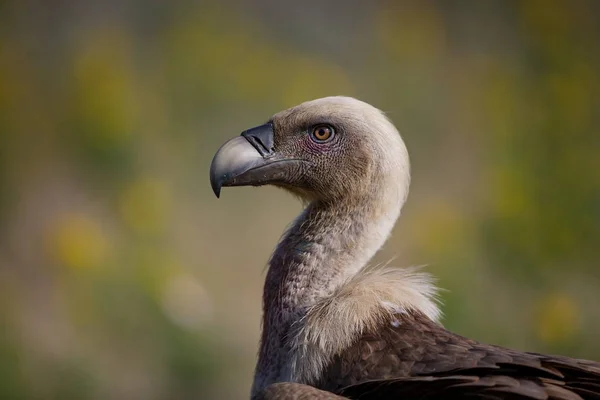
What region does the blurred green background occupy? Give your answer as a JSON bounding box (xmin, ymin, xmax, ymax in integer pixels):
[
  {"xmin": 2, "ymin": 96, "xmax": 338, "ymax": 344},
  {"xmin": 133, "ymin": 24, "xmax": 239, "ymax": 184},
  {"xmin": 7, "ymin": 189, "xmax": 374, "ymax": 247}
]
[{"xmin": 0, "ymin": 0, "xmax": 599, "ymax": 398}]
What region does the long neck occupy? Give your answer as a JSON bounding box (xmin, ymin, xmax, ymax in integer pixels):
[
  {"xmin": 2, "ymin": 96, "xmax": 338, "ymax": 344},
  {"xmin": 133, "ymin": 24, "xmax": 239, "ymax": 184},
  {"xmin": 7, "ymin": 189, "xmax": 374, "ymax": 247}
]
[
  {"xmin": 265, "ymin": 199, "xmax": 396, "ymax": 314},
  {"xmin": 252, "ymin": 187, "xmax": 404, "ymax": 396}
]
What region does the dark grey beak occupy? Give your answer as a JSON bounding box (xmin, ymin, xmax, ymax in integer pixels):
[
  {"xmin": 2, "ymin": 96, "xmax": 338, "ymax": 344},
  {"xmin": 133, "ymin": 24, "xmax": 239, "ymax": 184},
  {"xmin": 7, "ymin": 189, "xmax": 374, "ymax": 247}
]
[{"xmin": 210, "ymin": 123, "xmax": 303, "ymax": 198}]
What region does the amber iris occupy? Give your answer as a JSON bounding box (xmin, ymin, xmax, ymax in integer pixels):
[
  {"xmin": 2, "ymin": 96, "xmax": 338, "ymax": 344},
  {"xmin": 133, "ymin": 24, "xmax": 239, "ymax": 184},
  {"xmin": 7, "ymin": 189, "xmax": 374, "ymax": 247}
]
[{"xmin": 311, "ymin": 125, "xmax": 334, "ymax": 142}]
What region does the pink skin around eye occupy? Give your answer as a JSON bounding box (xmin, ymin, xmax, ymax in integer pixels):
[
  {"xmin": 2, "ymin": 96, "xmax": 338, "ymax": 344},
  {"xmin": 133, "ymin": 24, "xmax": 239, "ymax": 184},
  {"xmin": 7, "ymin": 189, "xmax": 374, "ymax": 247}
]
[{"xmin": 302, "ymin": 133, "xmax": 335, "ymax": 155}]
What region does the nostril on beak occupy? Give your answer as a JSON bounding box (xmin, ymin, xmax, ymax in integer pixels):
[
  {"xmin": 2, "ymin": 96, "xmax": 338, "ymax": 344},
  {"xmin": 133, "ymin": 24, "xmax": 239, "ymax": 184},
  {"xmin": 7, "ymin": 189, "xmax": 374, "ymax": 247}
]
[{"xmin": 241, "ymin": 123, "xmax": 275, "ymax": 157}]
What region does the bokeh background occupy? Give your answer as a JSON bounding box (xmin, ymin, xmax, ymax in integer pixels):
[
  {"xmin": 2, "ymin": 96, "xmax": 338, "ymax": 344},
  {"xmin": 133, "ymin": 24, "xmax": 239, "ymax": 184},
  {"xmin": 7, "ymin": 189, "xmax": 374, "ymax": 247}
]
[{"xmin": 1, "ymin": 0, "xmax": 599, "ymax": 398}]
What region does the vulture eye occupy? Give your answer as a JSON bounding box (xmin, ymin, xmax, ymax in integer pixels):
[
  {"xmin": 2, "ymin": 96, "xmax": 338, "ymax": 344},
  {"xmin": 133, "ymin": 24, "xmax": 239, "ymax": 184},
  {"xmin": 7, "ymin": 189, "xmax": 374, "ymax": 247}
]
[{"xmin": 310, "ymin": 125, "xmax": 334, "ymax": 143}]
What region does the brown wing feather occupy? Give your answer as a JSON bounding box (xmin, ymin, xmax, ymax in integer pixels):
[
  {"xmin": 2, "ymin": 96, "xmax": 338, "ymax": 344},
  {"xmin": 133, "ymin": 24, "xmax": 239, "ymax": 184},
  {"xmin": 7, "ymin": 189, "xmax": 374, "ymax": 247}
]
[
  {"xmin": 256, "ymin": 374, "xmax": 596, "ymax": 400},
  {"xmin": 338, "ymin": 374, "xmax": 589, "ymax": 399},
  {"xmin": 314, "ymin": 311, "xmax": 600, "ymax": 399}
]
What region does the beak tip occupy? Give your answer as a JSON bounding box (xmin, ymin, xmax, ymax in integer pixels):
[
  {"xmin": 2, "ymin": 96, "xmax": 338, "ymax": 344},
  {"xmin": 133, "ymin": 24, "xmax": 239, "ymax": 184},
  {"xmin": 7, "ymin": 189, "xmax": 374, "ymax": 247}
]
[{"xmin": 210, "ymin": 178, "xmax": 222, "ymax": 198}]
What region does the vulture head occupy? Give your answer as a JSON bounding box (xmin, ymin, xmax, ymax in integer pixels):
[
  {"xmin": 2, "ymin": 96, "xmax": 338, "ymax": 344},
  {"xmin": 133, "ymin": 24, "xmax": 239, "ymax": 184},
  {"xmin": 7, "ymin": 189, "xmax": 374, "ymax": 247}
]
[{"xmin": 210, "ymin": 96, "xmax": 410, "ymax": 205}]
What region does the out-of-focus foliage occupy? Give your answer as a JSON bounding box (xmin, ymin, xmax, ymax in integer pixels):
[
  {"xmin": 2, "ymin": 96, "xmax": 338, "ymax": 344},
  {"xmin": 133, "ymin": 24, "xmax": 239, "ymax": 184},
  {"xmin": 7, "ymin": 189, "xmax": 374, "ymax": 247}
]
[{"xmin": 0, "ymin": 0, "xmax": 598, "ymax": 398}]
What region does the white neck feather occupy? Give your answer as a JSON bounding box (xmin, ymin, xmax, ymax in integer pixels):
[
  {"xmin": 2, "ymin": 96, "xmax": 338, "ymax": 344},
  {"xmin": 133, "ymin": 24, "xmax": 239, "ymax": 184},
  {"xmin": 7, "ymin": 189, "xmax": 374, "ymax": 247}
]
[{"xmin": 289, "ymin": 265, "xmax": 441, "ymax": 385}]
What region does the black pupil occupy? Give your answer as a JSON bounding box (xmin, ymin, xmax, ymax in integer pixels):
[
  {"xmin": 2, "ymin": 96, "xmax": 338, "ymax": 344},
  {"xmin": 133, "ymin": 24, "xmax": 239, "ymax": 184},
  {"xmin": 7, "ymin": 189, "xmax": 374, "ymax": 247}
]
[{"xmin": 318, "ymin": 128, "xmax": 328, "ymax": 137}]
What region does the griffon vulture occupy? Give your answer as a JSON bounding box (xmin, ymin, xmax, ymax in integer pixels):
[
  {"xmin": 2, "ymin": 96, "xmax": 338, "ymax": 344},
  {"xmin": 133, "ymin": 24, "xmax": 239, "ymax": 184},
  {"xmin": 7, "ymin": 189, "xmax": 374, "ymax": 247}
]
[{"xmin": 209, "ymin": 97, "xmax": 600, "ymax": 399}]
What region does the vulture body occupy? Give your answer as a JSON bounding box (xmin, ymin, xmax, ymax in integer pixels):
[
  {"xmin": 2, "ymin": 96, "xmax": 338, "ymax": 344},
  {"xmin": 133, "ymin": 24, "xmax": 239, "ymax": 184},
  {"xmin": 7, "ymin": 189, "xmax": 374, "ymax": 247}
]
[{"xmin": 209, "ymin": 97, "xmax": 600, "ymax": 399}]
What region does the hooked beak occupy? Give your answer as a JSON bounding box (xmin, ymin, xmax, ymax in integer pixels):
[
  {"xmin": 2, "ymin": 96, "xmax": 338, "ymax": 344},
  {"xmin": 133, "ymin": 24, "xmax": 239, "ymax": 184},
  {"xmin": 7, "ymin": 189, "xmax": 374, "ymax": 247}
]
[{"xmin": 209, "ymin": 123, "xmax": 304, "ymax": 198}]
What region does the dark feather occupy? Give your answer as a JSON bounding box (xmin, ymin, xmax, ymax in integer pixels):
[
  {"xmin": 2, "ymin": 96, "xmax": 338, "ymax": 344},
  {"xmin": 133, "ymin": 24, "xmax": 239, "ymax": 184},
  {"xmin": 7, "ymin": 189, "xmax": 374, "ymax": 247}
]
[{"xmin": 313, "ymin": 311, "xmax": 600, "ymax": 399}]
